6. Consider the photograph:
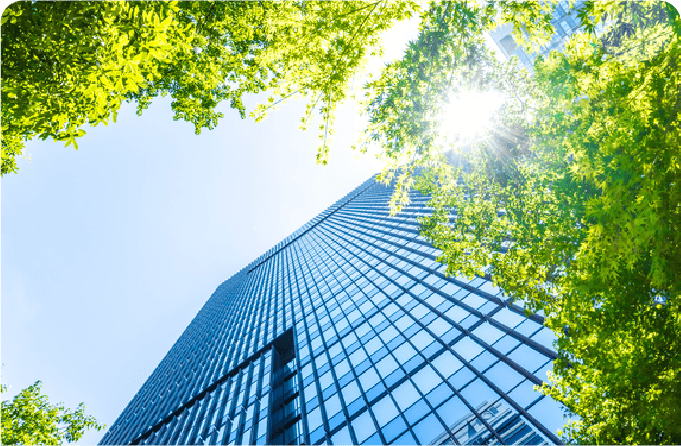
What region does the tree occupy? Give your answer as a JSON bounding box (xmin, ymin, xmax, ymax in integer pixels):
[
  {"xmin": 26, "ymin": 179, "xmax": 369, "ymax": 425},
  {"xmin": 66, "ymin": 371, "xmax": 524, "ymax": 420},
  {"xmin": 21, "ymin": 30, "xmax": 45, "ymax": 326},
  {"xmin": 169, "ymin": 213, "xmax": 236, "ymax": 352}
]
[
  {"xmin": 1, "ymin": 381, "xmax": 105, "ymax": 445},
  {"xmin": 1, "ymin": 1, "xmax": 416, "ymax": 175},
  {"xmin": 359, "ymin": 0, "xmax": 680, "ymax": 443}
]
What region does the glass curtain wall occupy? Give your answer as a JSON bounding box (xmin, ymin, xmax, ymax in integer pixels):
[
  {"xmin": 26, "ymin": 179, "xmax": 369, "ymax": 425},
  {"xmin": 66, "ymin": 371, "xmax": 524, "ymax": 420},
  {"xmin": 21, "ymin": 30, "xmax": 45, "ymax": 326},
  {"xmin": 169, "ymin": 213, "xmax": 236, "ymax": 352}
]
[{"xmin": 100, "ymin": 177, "xmax": 567, "ymax": 446}]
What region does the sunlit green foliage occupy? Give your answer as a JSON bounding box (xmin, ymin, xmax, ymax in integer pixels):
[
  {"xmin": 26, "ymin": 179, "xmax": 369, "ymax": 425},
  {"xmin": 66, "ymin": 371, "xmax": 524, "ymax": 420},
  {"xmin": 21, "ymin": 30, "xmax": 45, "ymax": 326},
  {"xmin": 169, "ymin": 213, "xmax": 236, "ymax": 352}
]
[
  {"xmin": 1, "ymin": 1, "xmax": 416, "ymax": 175},
  {"xmin": 360, "ymin": 1, "xmax": 680, "ymax": 443},
  {"xmin": 1, "ymin": 381, "xmax": 105, "ymax": 445}
]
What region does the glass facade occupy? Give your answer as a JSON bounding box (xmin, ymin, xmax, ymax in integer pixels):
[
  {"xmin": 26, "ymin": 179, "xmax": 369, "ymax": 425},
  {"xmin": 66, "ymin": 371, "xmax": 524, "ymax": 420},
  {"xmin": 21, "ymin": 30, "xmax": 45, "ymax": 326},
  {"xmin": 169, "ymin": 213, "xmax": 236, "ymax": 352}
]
[
  {"xmin": 488, "ymin": 0, "xmax": 585, "ymax": 68},
  {"xmin": 100, "ymin": 177, "xmax": 566, "ymax": 445}
]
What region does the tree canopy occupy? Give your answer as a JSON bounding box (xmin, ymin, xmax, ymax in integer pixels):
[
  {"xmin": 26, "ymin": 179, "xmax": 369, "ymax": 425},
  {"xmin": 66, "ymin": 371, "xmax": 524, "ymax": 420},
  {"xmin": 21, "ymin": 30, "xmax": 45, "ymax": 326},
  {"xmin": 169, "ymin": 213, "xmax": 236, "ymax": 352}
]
[
  {"xmin": 1, "ymin": 381, "xmax": 105, "ymax": 445},
  {"xmin": 358, "ymin": 1, "xmax": 680, "ymax": 443},
  {"xmin": 1, "ymin": 0, "xmax": 416, "ymax": 174}
]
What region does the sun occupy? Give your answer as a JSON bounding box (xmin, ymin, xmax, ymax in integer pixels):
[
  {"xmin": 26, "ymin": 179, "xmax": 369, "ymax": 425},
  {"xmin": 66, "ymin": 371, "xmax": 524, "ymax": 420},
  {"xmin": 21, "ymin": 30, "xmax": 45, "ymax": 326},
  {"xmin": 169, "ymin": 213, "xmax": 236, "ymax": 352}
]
[{"xmin": 441, "ymin": 90, "xmax": 504, "ymax": 143}]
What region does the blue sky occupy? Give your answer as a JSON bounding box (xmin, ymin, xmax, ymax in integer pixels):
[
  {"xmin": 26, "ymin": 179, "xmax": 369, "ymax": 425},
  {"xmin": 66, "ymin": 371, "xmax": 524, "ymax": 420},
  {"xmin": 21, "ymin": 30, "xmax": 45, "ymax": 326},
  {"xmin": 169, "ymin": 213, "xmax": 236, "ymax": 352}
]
[{"xmin": 1, "ymin": 15, "xmax": 418, "ymax": 445}]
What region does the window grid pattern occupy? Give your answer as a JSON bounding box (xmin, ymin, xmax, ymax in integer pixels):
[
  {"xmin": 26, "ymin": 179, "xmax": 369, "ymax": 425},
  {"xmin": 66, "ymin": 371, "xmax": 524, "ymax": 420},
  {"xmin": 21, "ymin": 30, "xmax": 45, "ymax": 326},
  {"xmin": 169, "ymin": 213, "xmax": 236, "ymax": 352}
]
[{"xmin": 100, "ymin": 178, "xmax": 565, "ymax": 446}]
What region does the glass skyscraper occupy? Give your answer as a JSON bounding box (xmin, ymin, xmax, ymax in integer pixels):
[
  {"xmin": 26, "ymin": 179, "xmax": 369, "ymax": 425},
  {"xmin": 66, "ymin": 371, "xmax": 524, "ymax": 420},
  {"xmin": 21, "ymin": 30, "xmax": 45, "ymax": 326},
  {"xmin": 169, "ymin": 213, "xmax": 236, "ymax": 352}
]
[
  {"xmin": 488, "ymin": 1, "xmax": 585, "ymax": 68},
  {"xmin": 100, "ymin": 176, "xmax": 567, "ymax": 446}
]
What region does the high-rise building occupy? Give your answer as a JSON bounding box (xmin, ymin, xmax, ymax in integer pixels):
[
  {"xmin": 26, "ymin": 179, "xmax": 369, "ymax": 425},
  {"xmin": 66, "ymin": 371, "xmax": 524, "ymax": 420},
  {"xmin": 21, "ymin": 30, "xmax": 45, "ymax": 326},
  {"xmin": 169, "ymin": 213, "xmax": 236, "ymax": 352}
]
[
  {"xmin": 488, "ymin": 1, "xmax": 585, "ymax": 68},
  {"xmin": 100, "ymin": 177, "xmax": 566, "ymax": 446}
]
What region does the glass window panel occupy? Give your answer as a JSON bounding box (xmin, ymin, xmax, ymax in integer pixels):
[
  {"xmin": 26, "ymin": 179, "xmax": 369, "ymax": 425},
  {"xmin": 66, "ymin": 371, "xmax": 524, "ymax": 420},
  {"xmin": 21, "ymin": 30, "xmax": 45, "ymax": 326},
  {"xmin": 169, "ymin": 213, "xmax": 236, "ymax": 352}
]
[
  {"xmin": 383, "ymin": 304, "xmax": 399, "ymax": 318},
  {"xmin": 485, "ymin": 361, "xmax": 524, "ymax": 393},
  {"xmin": 307, "ymin": 407, "xmax": 323, "ymax": 431},
  {"xmin": 341, "ymin": 381, "xmax": 361, "ymax": 403},
  {"xmin": 453, "ymin": 337, "xmax": 484, "ymax": 361},
  {"xmin": 331, "ymin": 426, "xmax": 352, "ymax": 445},
  {"xmin": 302, "ymin": 363, "xmax": 314, "ymax": 380},
  {"xmin": 444, "ymin": 305, "xmax": 470, "ymax": 323},
  {"xmin": 412, "ymin": 413, "xmax": 445, "ymax": 445},
  {"xmin": 460, "ymin": 315, "xmax": 480, "ymax": 330},
  {"xmin": 365, "ymin": 381, "xmax": 387, "ymax": 403},
  {"xmin": 391, "ymin": 381, "xmax": 420, "ymax": 411},
  {"xmin": 342, "ymin": 333, "xmax": 358, "ymax": 349},
  {"xmin": 462, "ymin": 293, "xmax": 487, "ymax": 309},
  {"xmin": 411, "ymin": 330, "xmax": 436, "ymax": 350},
  {"xmin": 368, "ymin": 313, "xmax": 386, "ymax": 327},
  {"xmin": 355, "ymin": 323, "xmax": 371, "ymax": 338},
  {"xmin": 324, "ymin": 394, "xmax": 342, "ymax": 418},
  {"xmin": 515, "ymin": 319, "xmax": 542, "ymax": 337},
  {"xmin": 450, "ymin": 366, "xmax": 476, "ymax": 390},
  {"xmin": 319, "ymin": 371, "xmax": 333, "ymax": 390},
  {"xmin": 355, "ymin": 359, "xmax": 371, "ymax": 376},
  {"xmin": 425, "ymin": 382, "xmax": 451, "ymax": 408},
  {"xmin": 358, "ymin": 368, "xmax": 380, "ymax": 390},
  {"xmin": 531, "ymin": 327, "xmax": 558, "ymax": 350},
  {"xmin": 257, "ymin": 417, "xmax": 267, "ymax": 438},
  {"xmin": 365, "ymin": 337, "xmax": 382, "ymax": 355},
  {"xmin": 391, "ymin": 430, "xmax": 416, "ymax": 445},
  {"xmin": 460, "ymin": 378, "xmax": 499, "ymax": 409},
  {"xmin": 329, "ymin": 343, "xmax": 342, "ymax": 358},
  {"xmin": 508, "ymin": 345, "xmax": 549, "ymax": 373},
  {"xmin": 472, "ymin": 323, "xmax": 505, "ymax": 345},
  {"xmin": 371, "ymin": 395, "xmax": 399, "ymax": 427},
  {"xmin": 492, "ymin": 335, "xmax": 521, "ymax": 354},
  {"xmin": 315, "ymin": 354, "xmax": 329, "ymax": 373},
  {"xmin": 534, "ymin": 361, "xmax": 552, "ymax": 382},
  {"xmin": 375, "ymin": 355, "xmax": 399, "ymax": 379},
  {"xmin": 378, "ymin": 326, "xmax": 399, "ymax": 343},
  {"xmin": 427, "ymin": 317, "xmax": 452, "ymax": 337},
  {"xmin": 362, "ymin": 431, "xmax": 382, "ymax": 445},
  {"xmin": 431, "ymin": 350, "xmax": 463, "ymax": 378},
  {"xmin": 350, "ymin": 347, "xmax": 368, "ymax": 364},
  {"xmin": 389, "ymin": 308, "xmax": 406, "ymax": 322},
  {"xmin": 305, "ymin": 380, "xmax": 318, "ymax": 399},
  {"xmin": 411, "ymin": 365, "xmax": 442, "ymax": 394},
  {"xmin": 508, "ymin": 380, "xmax": 541, "ymax": 408},
  {"xmin": 425, "ymin": 292, "xmax": 445, "ymax": 308},
  {"xmin": 492, "ymin": 308, "xmax": 524, "ymax": 329},
  {"xmin": 335, "ymin": 318, "xmax": 349, "ymax": 332},
  {"xmin": 347, "ymin": 310, "xmax": 362, "ymax": 324},
  {"xmin": 403, "ymin": 399, "xmax": 429, "ymax": 425},
  {"xmin": 477, "ymin": 301, "xmax": 496, "ymax": 315},
  {"xmin": 351, "ymin": 410, "xmax": 375, "ymax": 444},
  {"xmin": 383, "ymin": 367, "xmax": 405, "ymax": 388},
  {"xmin": 527, "ymin": 396, "xmax": 567, "ymax": 434},
  {"xmin": 435, "ymin": 396, "xmax": 467, "ymax": 428},
  {"xmin": 470, "ymin": 351, "xmax": 496, "ymax": 371},
  {"xmin": 394, "ymin": 315, "xmax": 414, "ymax": 332},
  {"xmin": 410, "ymin": 304, "xmax": 429, "ymax": 320},
  {"xmin": 347, "ymin": 397, "xmax": 366, "ymax": 417},
  {"xmin": 381, "ymin": 415, "xmax": 406, "ymax": 443},
  {"xmin": 393, "ymin": 342, "xmax": 417, "ymax": 365},
  {"xmin": 334, "ymin": 359, "xmax": 351, "ymax": 378}
]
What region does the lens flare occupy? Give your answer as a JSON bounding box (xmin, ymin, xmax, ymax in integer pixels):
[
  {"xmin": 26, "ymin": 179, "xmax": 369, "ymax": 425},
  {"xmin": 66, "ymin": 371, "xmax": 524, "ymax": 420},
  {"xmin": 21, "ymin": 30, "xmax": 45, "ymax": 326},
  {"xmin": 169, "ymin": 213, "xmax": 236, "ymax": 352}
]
[{"xmin": 441, "ymin": 90, "xmax": 504, "ymax": 142}]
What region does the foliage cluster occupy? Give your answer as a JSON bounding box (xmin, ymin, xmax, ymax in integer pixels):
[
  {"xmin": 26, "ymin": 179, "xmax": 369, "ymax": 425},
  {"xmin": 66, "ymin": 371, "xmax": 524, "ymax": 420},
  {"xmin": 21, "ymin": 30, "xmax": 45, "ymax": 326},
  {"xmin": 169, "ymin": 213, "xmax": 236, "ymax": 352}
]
[
  {"xmin": 1, "ymin": 381, "xmax": 105, "ymax": 445},
  {"xmin": 1, "ymin": 0, "xmax": 416, "ymax": 174},
  {"xmin": 358, "ymin": 1, "xmax": 680, "ymax": 442}
]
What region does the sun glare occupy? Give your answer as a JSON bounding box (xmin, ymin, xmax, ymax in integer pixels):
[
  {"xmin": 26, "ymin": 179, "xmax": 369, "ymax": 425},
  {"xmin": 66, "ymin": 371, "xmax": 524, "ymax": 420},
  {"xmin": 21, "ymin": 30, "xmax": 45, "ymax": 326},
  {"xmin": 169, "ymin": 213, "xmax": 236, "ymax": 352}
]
[{"xmin": 441, "ymin": 90, "xmax": 504, "ymax": 143}]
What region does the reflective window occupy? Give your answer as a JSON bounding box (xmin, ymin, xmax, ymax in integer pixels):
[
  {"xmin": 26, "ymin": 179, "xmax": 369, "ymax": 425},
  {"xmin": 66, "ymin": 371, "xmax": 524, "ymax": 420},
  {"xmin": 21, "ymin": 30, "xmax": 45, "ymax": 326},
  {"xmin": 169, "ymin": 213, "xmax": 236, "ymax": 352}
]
[
  {"xmin": 412, "ymin": 413, "xmax": 445, "ymax": 445},
  {"xmin": 351, "ymin": 410, "xmax": 375, "ymax": 444},
  {"xmin": 391, "ymin": 381, "xmax": 420, "ymax": 411},
  {"xmin": 105, "ymin": 180, "xmax": 565, "ymax": 446},
  {"xmin": 411, "ymin": 365, "xmax": 441, "ymax": 394},
  {"xmin": 371, "ymin": 396, "xmax": 399, "ymax": 427}
]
